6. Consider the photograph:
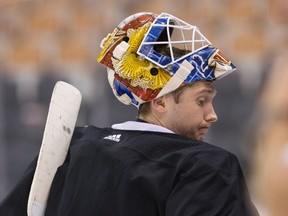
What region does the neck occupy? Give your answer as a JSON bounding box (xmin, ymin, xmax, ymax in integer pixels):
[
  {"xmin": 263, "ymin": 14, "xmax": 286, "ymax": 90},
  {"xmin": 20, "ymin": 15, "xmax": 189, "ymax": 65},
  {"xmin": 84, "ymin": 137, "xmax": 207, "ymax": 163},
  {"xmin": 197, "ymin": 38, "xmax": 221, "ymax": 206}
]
[{"xmin": 138, "ymin": 112, "xmax": 165, "ymax": 128}]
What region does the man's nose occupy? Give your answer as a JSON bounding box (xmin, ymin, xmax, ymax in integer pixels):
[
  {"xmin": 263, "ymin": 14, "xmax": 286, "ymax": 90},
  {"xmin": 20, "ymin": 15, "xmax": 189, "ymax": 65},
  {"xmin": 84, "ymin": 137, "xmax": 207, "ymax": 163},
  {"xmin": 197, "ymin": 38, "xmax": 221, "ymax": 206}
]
[{"xmin": 206, "ymin": 105, "xmax": 218, "ymax": 123}]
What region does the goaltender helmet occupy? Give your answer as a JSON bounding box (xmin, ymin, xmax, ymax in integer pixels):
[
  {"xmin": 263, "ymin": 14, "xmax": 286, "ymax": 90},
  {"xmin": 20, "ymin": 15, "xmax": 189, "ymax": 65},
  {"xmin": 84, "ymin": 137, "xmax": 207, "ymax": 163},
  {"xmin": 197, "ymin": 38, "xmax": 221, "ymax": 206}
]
[{"xmin": 97, "ymin": 12, "xmax": 236, "ymax": 107}]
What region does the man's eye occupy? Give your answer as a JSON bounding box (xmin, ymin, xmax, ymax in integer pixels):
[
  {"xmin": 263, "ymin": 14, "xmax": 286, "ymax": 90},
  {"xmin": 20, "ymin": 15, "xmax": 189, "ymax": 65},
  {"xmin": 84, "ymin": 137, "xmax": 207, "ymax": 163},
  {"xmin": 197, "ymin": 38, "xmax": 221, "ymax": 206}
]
[{"xmin": 197, "ymin": 99, "xmax": 205, "ymax": 106}]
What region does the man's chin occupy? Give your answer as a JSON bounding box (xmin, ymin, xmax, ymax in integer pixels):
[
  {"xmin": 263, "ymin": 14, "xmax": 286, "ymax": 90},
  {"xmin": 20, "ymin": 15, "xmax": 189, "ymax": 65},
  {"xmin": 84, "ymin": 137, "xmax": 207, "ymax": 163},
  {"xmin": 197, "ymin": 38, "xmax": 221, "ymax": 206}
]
[
  {"xmin": 186, "ymin": 134, "xmax": 205, "ymax": 141},
  {"xmin": 196, "ymin": 134, "xmax": 205, "ymax": 141}
]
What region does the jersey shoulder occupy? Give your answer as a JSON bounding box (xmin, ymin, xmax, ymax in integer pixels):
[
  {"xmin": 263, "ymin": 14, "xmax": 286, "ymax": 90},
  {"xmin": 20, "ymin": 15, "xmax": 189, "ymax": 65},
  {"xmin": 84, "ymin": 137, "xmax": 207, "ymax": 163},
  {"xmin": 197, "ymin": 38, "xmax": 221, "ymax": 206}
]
[{"xmin": 71, "ymin": 126, "xmax": 240, "ymax": 174}]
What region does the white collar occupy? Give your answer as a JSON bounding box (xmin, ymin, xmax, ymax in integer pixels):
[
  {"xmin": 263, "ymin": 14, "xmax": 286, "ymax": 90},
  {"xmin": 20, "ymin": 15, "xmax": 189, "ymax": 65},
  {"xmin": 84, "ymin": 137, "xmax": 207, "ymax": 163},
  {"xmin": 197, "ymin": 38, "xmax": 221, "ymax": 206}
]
[{"xmin": 111, "ymin": 121, "xmax": 174, "ymax": 134}]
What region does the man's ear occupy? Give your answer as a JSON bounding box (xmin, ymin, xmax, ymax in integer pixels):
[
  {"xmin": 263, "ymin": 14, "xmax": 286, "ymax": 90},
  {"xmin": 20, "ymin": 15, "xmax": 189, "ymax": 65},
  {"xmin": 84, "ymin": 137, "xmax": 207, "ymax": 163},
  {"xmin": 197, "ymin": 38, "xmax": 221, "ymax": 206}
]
[{"xmin": 150, "ymin": 96, "xmax": 167, "ymax": 113}]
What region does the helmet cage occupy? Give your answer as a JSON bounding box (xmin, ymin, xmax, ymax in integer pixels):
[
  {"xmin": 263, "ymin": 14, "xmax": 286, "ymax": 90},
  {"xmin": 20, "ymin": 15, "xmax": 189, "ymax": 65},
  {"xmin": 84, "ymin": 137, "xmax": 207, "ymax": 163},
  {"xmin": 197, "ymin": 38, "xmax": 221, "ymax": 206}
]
[{"xmin": 137, "ymin": 13, "xmax": 212, "ymax": 71}]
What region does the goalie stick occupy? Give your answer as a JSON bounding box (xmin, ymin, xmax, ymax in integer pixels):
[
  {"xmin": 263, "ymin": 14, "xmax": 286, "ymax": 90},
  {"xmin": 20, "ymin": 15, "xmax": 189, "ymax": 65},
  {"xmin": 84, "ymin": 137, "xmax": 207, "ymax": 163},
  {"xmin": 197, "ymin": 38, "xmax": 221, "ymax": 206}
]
[{"xmin": 27, "ymin": 81, "xmax": 82, "ymax": 216}]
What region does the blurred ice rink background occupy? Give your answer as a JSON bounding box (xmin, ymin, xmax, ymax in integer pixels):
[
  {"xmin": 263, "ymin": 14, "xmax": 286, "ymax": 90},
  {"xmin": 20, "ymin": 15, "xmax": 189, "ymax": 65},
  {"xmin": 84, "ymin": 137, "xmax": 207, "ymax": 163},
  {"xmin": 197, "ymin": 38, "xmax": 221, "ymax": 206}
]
[{"xmin": 0, "ymin": 1, "xmax": 287, "ymax": 213}]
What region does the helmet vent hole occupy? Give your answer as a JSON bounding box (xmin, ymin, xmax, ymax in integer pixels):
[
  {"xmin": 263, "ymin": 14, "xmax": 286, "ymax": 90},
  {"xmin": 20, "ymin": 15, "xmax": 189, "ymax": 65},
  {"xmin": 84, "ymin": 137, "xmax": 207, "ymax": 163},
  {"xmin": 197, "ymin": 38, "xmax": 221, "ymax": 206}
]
[
  {"xmin": 150, "ymin": 68, "xmax": 159, "ymax": 76},
  {"xmin": 123, "ymin": 36, "xmax": 129, "ymax": 43}
]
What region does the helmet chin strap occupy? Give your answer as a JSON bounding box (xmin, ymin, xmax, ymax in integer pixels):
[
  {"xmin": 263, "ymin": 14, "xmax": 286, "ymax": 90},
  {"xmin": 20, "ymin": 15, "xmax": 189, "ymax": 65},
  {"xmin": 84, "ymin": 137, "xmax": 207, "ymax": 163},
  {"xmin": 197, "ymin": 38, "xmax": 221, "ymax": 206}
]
[{"xmin": 157, "ymin": 60, "xmax": 193, "ymax": 98}]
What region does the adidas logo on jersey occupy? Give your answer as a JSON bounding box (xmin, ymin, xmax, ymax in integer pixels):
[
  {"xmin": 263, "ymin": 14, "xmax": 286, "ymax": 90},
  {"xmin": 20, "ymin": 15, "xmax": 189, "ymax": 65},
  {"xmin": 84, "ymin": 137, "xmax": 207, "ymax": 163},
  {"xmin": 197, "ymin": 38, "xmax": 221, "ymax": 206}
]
[{"xmin": 103, "ymin": 134, "xmax": 122, "ymax": 142}]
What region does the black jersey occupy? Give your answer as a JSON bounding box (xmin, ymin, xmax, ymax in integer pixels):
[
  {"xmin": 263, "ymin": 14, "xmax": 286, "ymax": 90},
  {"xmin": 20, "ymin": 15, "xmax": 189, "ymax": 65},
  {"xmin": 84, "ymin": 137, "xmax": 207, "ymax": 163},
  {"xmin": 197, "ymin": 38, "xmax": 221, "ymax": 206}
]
[{"xmin": 0, "ymin": 123, "xmax": 258, "ymax": 215}]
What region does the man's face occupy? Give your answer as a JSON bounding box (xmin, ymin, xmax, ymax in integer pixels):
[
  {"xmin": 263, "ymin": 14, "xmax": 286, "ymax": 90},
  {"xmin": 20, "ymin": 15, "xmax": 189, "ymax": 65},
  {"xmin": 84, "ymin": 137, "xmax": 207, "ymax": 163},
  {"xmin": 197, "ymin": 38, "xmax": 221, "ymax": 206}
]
[{"xmin": 162, "ymin": 81, "xmax": 218, "ymax": 141}]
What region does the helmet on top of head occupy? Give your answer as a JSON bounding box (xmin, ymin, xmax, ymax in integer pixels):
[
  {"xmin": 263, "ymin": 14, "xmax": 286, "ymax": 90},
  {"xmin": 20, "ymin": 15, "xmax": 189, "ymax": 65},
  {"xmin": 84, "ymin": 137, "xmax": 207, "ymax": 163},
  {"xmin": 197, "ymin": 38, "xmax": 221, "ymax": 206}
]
[{"xmin": 97, "ymin": 12, "xmax": 236, "ymax": 108}]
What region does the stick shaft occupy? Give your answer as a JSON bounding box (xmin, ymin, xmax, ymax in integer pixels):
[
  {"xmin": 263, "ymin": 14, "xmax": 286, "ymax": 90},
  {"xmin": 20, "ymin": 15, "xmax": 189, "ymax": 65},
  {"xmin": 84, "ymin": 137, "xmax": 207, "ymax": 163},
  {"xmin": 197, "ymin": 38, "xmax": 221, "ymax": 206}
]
[{"xmin": 27, "ymin": 81, "xmax": 82, "ymax": 216}]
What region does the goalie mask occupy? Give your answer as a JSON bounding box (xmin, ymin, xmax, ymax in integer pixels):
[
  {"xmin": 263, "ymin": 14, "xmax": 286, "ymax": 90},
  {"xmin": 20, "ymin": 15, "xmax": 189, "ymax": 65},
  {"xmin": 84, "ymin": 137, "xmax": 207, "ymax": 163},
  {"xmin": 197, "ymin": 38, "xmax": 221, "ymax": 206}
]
[{"xmin": 97, "ymin": 12, "xmax": 236, "ymax": 107}]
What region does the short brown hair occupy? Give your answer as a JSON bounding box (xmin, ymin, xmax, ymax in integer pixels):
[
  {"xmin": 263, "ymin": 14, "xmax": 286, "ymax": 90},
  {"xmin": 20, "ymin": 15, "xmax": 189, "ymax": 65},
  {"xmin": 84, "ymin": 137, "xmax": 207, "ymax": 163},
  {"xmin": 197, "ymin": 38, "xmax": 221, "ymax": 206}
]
[{"xmin": 138, "ymin": 84, "xmax": 190, "ymax": 117}]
